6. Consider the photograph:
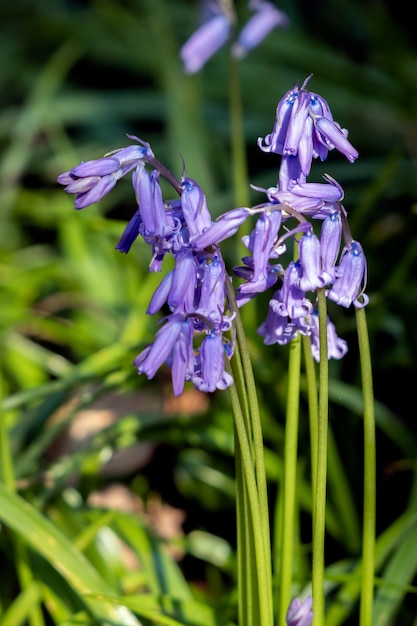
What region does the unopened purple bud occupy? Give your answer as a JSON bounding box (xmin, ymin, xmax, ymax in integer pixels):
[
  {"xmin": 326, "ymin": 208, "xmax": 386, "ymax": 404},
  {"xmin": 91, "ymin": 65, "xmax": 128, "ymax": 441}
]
[
  {"xmin": 74, "ymin": 174, "xmax": 118, "ymax": 209},
  {"xmin": 168, "ymin": 250, "xmax": 197, "ymax": 313},
  {"xmin": 181, "ymin": 178, "xmax": 213, "ymax": 240},
  {"xmin": 196, "ymin": 255, "xmax": 226, "ymax": 324},
  {"xmin": 286, "ymin": 596, "xmax": 313, "ymax": 626},
  {"xmin": 71, "ymin": 158, "xmax": 120, "ymax": 177},
  {"xmin": 57, "ymin": 171, "xmax": 75, "ymax": 185},
  {"xmin": 107, "ymin": 141, "xmax": 153, "ymax": 165},
  {"xmin": 315, "ymin": 116, "xmax": 358, "ymax": 162},
  {"xmin": 146, "ymin": 270, "xmax": 174, "ymax": 314},
  {"xmin": 283, "ymin": 89, "xmax": 311, "ymax": 158},
  {"xmin": 258, "ymin": 88, "xmax": 298, "ymax": 154},
  {"xmin": 290, "ymin": 176, "xmax": 344, "ymax": 203},
  {"xmin": 192, "ymin": 207, "xmax": 251, "ymax": 249},
  {"xmin": 169, "ymin": 319, "xmax": 195, "ymax": 396},
  {"xmin": 268, "ymin": 189, "xmax": 324, "ymax": 213},
  {"xmin": 320, "ymin": 210, "xmax": 342, "ymax": 284},
  {"xmin": 232, "ymin": 0, "xmax": 289, "ymax": 59},
  {"xmin": 239, "ymin": 210, "xmax": 282, "ymax": 294},
  {"xmin": 116, "ymin": 208, "xmax": 142, "ymax": 253},
  {"xmin": 63, "ymin": 175, "xmax": 101, "ymax": 195},
  {"xmin": 298, "ymin": 115, "xmax": 314, "ymax": 176},
  {"xmin": 134, "ymin": 314, "xmax": 184, "ymax": 380},
  {"xmin": 136, "ymin": 169, "xmax": 174, "ymax": 237},
  {"xmin": 327, "ymin": 240, "xmax": 368, "ymax": 308},
  {"xmin": 180, "ymin": 13, "xmax": 231, "ymax": 74},
  {"xmin": 298, "ymin": 230, "xmax": 326, "ymax": 292}
]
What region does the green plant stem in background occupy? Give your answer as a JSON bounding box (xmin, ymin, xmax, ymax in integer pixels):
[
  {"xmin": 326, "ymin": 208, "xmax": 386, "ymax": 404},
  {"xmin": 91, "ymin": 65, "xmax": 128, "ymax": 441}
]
[
  {"xmin": 302, "ymin": 335, "xmax": 319, "ymax": 520},
  {"xmin": 311, "ymin": 288, "xmax": 329, "ymax": 626},
  {"xmin": 356, "ymin": 307, "xmax": 376, "ymax": 626},
  {"xmin": 278, "ymin": 333, "xmax": 302, "ymax": 626},
  {"xmin": 229, "ymin": 55, "xmax": 250, "ymax": 209}
]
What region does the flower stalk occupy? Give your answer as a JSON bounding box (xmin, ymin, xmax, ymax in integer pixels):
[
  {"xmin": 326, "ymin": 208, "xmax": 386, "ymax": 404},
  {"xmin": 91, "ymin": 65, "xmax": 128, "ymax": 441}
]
[
  {"xmin": 311, "ymin": 287, "xmax": 329, "ymax": 626},
  {"xmin": 356, "ymin": 306, "xmax": 376, "ymax": 626}
]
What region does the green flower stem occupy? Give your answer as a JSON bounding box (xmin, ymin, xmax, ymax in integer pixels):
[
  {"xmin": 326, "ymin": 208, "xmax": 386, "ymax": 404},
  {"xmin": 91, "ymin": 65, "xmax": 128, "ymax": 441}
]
[
  {"xmin": 226, "ymin": 280, "xmax": 272, "ymax": 585},
  {"xmin": 235, "ymin": 432, "xmax": 255, "ymax": 626},
  {"xmin": 227, "ymin": 371, "xmax": 273, "ymax": 626},
  {"xmin": 230, "ymin": 338, "xmax": 256, "ymax": 626},
  {"xmin": 302, "ymin": 334, "xmax": 319, "ymax": 520},
  {"xmin": 311, "ymin": 288, "xmax": 329, "ymax": 626},
  {"xmin": 355, "ymin": 306, "xmax": 376, "ymax": 626},
  {"xmin": 226, "ymin": 279, "xmax": 273, "ymax": 626},
  {"xmin": 278, "ymin": 332, "xmax": 302, "ymax": 626}
]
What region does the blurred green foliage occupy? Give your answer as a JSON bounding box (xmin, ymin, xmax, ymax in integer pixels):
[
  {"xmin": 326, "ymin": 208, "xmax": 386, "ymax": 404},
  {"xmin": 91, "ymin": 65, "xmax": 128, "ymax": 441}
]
[{"xmin": 1, "ymin": 0, "xmax": 417, "ymax": 624}]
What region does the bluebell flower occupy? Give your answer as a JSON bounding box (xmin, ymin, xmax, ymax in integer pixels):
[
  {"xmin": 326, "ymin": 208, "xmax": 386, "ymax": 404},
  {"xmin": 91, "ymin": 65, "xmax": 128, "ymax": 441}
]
[
  {"xmin": 192, "ymin": 331, "xmax": 234, "ymax": 393},
  {"xmin": 180, "ymin": 0, "xmax": 288, "ymax": 74},
  {"xmin": 136, "ymin": 169, "xmax": 176, "ymax": 239},
  {"xmin": 327, "ymin": 240, "xmax": 369, "ymax": 308},
  {"xmin": 309, "ymin": 310, "xmax": 348, "ymax": 361},
  {"xmin": 192, "ymin": 207, "xmax": 252, "ymax": 249},
  {"xmin": 238, "ymin": 209, "xmax": 283, "ymax": 295},
  {"xmin": 266, "ymin": 186, "xmax": 325, "ymax": 214},
  {"xmin": 257, "ymin": 297, "xmax": 300, "ymax": 346},
  {"xmin": 167, "ymin": 319, "xmax": 195, "ymax": 397},
  {"xmin": 57, "ymin": 136, "xmax": 154, "ymax": 209},
  {"xmin": 232, "ymin": 0, "xmax": 289, "ymax": 59},
  {"xmin": 115, "ymin": 208, "xmax": 142, "ymax": 253},
  {"xmin": 270, "ymin": 260, "xmax": 313, "ymax": 319},
  {"xmin": 286, "ymin": 596, "xmax": 313, "ymax": 626},
  {"xmin": 146, "ymin": 269, "xmax": 175, "ymax": 315},
  {"xmin": 180, "ymin": 3, "xmax": 232, "ymax": 74},
  {"xmin": 319, "ymin": 209, "xmax": 342, "ymax": 284},
  {"xmin": 289, "ymin": 175, "xmax": 344, "ymax": 204},
  {"xmin": 134, "ymin": 314, "xmax": 186, "ymax": 381},
  {"xmin": 258, "ymin": 76, "xmax": 358, "ymax": 176},
  {"xmin": 180, "ymin": 177, "xmax": 213, "ymax": 241},
  {"xmin": 298, "ymin": 229, "xmax": 327, "ymax": 292},
  {"xmin": 234, "ymin": 258, "xmax": 281, "ymax": 306},
  {"xmin": 168, "ymin": 250, "xmax": 198, "ymax": 313},
  {"xmin": 314, "ymin": 115, "xmax": 359, "ymax": 163},
  {"xmin": 196, "ymin": 255, "xmax": 231, "ymax": 327}
]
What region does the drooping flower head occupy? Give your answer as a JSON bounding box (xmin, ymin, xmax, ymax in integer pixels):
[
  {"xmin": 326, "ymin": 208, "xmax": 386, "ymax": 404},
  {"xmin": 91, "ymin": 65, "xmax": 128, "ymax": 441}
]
[
  {"xmin": 192, "ymin": 75, "xmax": 366, "ymax": 362},
  {"xmin": 58, "ymin": 76, "xmax": 367, "ymax": 390},
  {"xmin": 258, "ymin": 75, "xmax": 358, "ymax": 177},
  {"xmin": 58, "ymin": 137, "xmax": 235, "ymax": 396}
]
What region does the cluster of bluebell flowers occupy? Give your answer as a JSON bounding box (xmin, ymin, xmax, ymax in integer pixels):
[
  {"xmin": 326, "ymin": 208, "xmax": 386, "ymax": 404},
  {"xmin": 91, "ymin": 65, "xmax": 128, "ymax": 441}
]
[
  {"xmin": 58, "ymin": 137, "xmax": 235, "ymax": 396},
  {"xmin": 194, "ymin": 75, "xmax": 368, "ymax": 359},
  {"xmin": 180, "ymin": 0, "xmax": 289, "ymax": 73},
  {"xmin": 58, "ymin": 77, "xmax": 367, "ymax": 390}
]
